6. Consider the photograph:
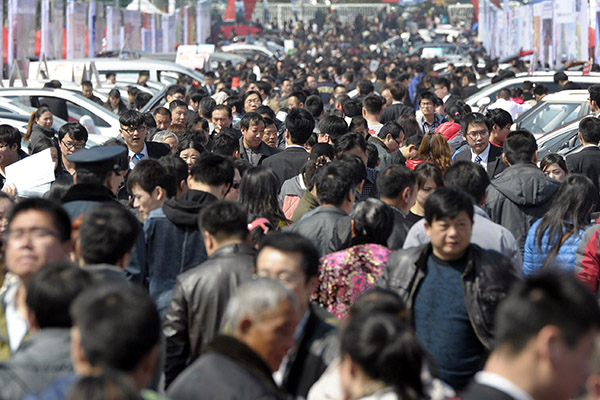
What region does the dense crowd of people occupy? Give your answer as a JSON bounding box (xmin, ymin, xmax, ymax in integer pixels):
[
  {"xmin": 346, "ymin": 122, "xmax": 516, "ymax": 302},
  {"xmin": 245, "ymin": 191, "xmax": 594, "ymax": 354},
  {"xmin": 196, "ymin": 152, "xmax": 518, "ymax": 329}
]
[{"xmin": 1, "ymin": 9, "xmax": 600, "ymax": 400}]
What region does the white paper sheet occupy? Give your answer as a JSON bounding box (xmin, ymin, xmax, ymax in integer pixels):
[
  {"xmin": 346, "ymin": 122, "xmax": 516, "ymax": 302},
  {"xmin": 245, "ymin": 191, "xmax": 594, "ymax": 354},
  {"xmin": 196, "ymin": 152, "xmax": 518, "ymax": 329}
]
[{"xmin": 5, "ymin": 148, "xmax": 56, "ymax": 194}]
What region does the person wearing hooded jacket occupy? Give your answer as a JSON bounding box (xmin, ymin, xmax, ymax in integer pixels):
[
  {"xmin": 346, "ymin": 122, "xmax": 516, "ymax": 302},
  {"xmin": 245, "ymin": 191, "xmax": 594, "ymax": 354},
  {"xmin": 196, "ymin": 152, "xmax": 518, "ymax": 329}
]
[
  {"xmin": 484, "ymin": 130, "xmax": 560, "ymax": 254},
  {"xmin": 143, "ymin": 153, "xmax": 234, "ymax": 318}
]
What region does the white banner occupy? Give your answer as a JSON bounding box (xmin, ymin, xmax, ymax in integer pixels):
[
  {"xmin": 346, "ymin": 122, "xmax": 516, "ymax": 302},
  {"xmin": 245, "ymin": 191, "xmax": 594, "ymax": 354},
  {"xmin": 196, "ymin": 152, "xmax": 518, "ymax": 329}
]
[
  {"xmin": 123, "ymin": 10, "xmax": 143, "ymax": 51},
  {"xmin": 197, "ymin": 0, "xmax": 211, "ymax": 44},
  {"xmin": 8, "ymin": 0, "xmax": 36, "ymax": 75},
  {"xmin": 162, "ymin": 14, "xmax": 176, "ymax": 53},
  {"xmin": 88, "ymin": 2, "xmax": 105, "ymax": 57},
  {"xmin": 66, "ymin": 0, "xmax": 86, "ymax": 59},
  {"xmin": 106, "ymin": 6, "xmax": 122, "ymax": 52}
]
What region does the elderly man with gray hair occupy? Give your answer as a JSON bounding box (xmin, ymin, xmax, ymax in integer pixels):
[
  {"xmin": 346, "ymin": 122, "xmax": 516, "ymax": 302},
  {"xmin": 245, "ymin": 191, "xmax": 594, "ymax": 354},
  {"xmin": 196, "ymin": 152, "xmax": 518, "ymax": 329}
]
[
  {"xmin": 167, "ymin": 278, "xmax": 299, "ymax": 400},
  {"xmin": 152, "ymin": 130, "xmax": 178, "ymax": 154}
]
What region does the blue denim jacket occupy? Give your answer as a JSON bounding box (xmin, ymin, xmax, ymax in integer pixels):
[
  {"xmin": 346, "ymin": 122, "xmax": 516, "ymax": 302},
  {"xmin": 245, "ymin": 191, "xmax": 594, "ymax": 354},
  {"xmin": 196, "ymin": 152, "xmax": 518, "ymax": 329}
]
[{"xmin": 144, "ymin": 190, "xmax": 216, "ymax": 317}]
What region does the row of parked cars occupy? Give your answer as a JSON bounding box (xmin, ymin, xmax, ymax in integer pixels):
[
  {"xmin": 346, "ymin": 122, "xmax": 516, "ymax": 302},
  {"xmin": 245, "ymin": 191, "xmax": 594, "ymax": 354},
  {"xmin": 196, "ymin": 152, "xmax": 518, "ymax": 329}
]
[{"xmin": 463, "ymin": 71, "xmax": 600, "ymax": 161}]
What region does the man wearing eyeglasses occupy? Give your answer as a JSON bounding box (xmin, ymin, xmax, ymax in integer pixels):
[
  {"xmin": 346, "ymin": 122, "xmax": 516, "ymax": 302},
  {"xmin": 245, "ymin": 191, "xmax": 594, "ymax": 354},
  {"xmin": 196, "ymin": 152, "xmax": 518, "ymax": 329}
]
[
  {"xmin": 454, "ymin": 113, "xmax": 507, "ymax": 180},
  {"xmin": 0, "ymin": 198, "xmax": 72, "ymax": 361},
  {"xmin": 57, "ymin": 122, "xmax": 88, "ymax": 176},
  {"xmin": 119, "ymin": 110, "xmax": 170, "ymax": 171}
]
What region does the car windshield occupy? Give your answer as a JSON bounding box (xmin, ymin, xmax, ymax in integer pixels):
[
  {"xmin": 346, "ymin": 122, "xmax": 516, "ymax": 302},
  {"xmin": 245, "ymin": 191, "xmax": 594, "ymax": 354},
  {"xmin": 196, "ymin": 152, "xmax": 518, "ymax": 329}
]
[
  {"xmin": 518, "ymin": 102, "xmax": 583, "ymax": 135},
  {"xmin": 538, "ymin": 127, "xmax": 579, "ymax": 159}
]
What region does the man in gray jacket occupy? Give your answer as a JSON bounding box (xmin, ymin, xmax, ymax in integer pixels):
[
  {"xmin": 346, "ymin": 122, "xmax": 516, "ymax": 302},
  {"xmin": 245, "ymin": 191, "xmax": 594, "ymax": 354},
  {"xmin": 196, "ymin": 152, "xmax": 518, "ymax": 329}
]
[
  {"xmin": 484, "ymin": 130, "xmax": 559, "ymax": 253},
  {"xmin": 0, "ymin": 263, "xmax": 92, "ymax": 400},
  {"xmin": 403, "ymin": 161, "xmax": 522, "ymax": 270}
]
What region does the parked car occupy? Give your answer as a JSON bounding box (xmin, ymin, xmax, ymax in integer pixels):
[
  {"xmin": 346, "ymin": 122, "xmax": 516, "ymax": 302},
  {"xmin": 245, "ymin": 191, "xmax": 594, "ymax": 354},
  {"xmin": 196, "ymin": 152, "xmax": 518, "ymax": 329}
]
[
  {"xmin": 467, "ymin": 72, "xmax": 600, "ymax": 112},
  {"xmin": 28, "ymin": 59, "xmax": 205, "ymax": 88},
  {"xmin": 0, "ymin": 88, "xmax": 120, "ymax": 137},
  {"xmin": 536, "ymin": 118, "xmax": 581, "ymax": 160},
  {"xmin": 513, "ymin": 90, "xmax": 590, "ymax": 137}
]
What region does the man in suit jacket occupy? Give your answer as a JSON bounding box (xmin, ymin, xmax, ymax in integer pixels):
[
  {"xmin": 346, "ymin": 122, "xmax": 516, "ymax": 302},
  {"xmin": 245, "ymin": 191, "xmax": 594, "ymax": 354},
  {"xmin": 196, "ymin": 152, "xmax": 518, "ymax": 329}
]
[
  {"xmin": 263, "ymin": 108, "xmax": 314, "ymax": 188},
  {"xmin": 238, "ymin": 112, "xmax": 279, "ymax": 166},
  {"xmin": 379, "ymin": 82, "xmax": 415, "ymax": 124},
  {"xmin": 119, "ymin": 110, "xmax": 170, "ymax": 171},
  {"xmin": 461, "ymin": 270, "xmax": 600, "ymax": 400},
  {"xmin": 566, "ymin": 117, "xmax": 600, "ymax": 207},
  {"xmin": 454, "ymin": 113, "xmax": 507, "ymax": 179}
]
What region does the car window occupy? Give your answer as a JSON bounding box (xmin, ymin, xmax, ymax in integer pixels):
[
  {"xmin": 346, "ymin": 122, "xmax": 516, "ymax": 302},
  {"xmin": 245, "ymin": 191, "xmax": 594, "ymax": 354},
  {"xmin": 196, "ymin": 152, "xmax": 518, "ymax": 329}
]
[
  {"xmin": 520, "ymin": 103, "xmax": 583, "ymax": 135},
  {"xmin": 538, "ymin": 127, "xmax": 579, "ymax": 158},
  {"xmin": 5, "ymin": 96, "xmax": 32, "ymax": 107},
  {"xmin": 65, "ymin": 101, "xmax": 110, "ymax": 127}
]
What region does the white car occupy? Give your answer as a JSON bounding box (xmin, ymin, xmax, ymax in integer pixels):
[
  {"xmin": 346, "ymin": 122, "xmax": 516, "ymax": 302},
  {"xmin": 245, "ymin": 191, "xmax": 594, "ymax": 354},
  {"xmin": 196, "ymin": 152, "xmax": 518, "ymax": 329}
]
[
  {"xmin": 513, "ymin": 90, "xmax": 590, "ymax": 138},
  {"xmin": 467, "ymin": 72, "xmax": 600, "ymax": 113},
  {"xmin": 0, "ymin": 88, "xmax": 120, "ymax": 137}
]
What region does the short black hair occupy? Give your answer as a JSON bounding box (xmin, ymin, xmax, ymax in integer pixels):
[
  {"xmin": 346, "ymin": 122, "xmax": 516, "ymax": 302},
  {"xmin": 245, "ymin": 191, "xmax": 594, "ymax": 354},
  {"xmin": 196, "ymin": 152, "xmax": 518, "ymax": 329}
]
[
  {"xmin": 58, "ymin": 122, "xmax": 88, "ymax": 142},
  {"xmin": 589, "ymin": 85, "xmax": 600, "ymax": 105},
  {"xmin": 0, "ymin": 125, "xmax": 22, "ymax": 148},
  {"xmin": 199, "ymin": 97, "xmax": 216, "ymax": 119},
  {"xmin": 305, "ymin": 95, "xmax": 324, "ymax": 118},
  {"xmin": 158, "ymin": 155, "xmax": 188, "ymax": 190},
  {"xmin": 190, "ymin": 153, "xmax": 234, "ymax": 186},
  {"xmin": 79, "ymin": 205, "xmax": 140, "ymax": 265},
  {"xmin": 342, "ymin": 99, "xmax": 362, "ymax": 118},
  {"xmin": 288, "ymin": 91, "xmax": 307, "ymax": 105},
  {"xmin": 366, "ymin": 142, "xmax": 378, "ymax": 169},
  {"xmin": 334, "ymin": 131, "xmax": 367, "ymax": 156},
  {"xmin": 377, "ymin": 165, "xmax": 417, "ymax": 199},
  {"xmin": 26, "ymin": 262, "xmax": 93, "ymax": 328},
  {"xmin": 363, "ymin": 94, "xmax": 385, "ymax": 114},
  {"xmin": 424, "ymin": 186, "xmax": 474, "ymax": 225},
  {"xmin": 70, "ymin": 285, "xmax": 160, "ymax": 372},
  {"xmin": 579, "ymin": 116, "xmax": 600, "ymax": 144},
  {"xmin": 127, "ymin": 159, "xmax": 176, "ymax": 198},
  {"xmin": 533, "ymin": 84, "xmax": 548, "ymax": 96},
  {"xmin": 198, "ymin": 201, "xmax": 248, "ymax": 242},
  {"xmin": 378, "ymin": 121, "xmax": 403, "ymax": 140},
  {"xmin": 81, "ymin": 80, "xmax": 93, "ymax": 89},
  {"xmin": 435, "ymin": 77, "xmax": 450, "ymax": 90},
  {"xmin": 212, "ymin": 129, "xmax": 240, "ymax": 157},
  {"xmin": 169, "ymin": 99, "xmax": 188, "ymax": 113},
  {"xmin": 166, "ymin": 84, "xmax": 186, "ymax": 97},
  {"xmin": 240, "ymin": 112, "xmax": 265, "ymax": 131},
  {"xmin": 461, "ymin": 112, "xmax": 491, "ymax": 137},
  {"xmin": 256, "ymin": 105, "xmax": 275, "ymax": 120},
  {"xmin": 357, "ymin": 79, "xmax": 374, "ymax": 95},
  {"xmin": 212, "ymin": 104, "xmax": 232, "ymax": 119},
  {"xmin": 495, "ymin": 269, "xmax": 600, "ymax": 353},
  {"xmin": 487, "ymin": 108, "xmax": 513, "ymax": 129},
  {"xmin": 503, "ymin": 129, "xmax": 537, "ymax": 165},
  {"xmin": 418, "ymin": 92, "xmax": 436, "ymax": 106},
  {"xmin": 351, "ymin": 199, "xmax": 394, "ymax": 246},
  {"xmin": 119, "ymin": 110, "xmax": 146, "ymax": 128},
  {"xmin": 134, "ymin": 92, "xmax": 152, "ymax": 110},
  {"xmin": 315, "ymin": 160, "xmax": 355, "ymax": 207},
  {"xmin": 8, "ymin": 198, "xmax": 71, "ymax": 243},
  {"xmin": 285, "ymin": 108, "xmax": 315, "ymax": 145},
  {"xmin": 318, "ymin": 115, "xmax": 348, "ymax": 143},
  {"xmin": 443, "ymin": 161, "xmax": 490, "ymax": 204},
  {"xmin": 153, "ymin": 107, "xmax": 171, "ymax": 117},
  {"xmin": 259, "ymin": 232, "xmax": 319, "ymax": 280},
  {"xmin": 553, "ymin": 71, "xmax": 568, "ymax": 84}
]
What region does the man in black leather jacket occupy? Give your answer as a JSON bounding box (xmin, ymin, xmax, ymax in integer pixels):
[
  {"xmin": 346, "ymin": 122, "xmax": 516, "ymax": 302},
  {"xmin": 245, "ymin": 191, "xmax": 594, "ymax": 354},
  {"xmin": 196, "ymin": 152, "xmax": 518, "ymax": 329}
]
[
  {"xmin": 377, "ymin": 187, "xmax": 520, "ymax": 390},
  {"xmin": 162, "ymin": 201, "xmax": 256, "ymax": 388}
]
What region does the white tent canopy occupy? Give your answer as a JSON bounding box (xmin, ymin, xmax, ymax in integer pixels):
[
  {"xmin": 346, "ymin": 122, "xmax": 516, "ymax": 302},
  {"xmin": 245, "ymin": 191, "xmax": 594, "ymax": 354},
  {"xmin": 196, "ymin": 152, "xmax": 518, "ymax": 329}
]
[{"xmin": 126, "ymin": 0, "xmax": 165, "ymax": 15}]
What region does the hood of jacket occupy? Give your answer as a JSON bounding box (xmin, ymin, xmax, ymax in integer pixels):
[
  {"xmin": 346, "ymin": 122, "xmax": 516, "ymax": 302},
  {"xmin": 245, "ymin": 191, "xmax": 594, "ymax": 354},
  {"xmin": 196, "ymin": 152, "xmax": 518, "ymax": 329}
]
[
  {"xmin": 163, "ymin": 189, "xmax": 217, "ymax": 226},
  {"xmin": 490, "ymin": 163, "xmax": 559, "ymax": 207}
]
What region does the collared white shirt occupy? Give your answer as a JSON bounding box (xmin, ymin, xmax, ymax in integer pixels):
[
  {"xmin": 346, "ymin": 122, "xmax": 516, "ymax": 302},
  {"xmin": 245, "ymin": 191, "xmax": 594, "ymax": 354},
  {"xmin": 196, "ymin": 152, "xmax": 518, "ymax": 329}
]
[
  {"xmin": 3, "ymin": 282, "xmax": 28, "ymax": 352},
  {"xmin": 128, "ymin": 142, "xmax": 149, "ymax": 170},
  {"xmin": 442, "ymin": 93, "xmax": 451, "ymax": 103},
  {"xmin": 475, "ymin": 371, "xmax": 534, "ymax": 400},
  {"xmin": 471, "ymin": 143, "xmax": 491, "ymax": 171}
]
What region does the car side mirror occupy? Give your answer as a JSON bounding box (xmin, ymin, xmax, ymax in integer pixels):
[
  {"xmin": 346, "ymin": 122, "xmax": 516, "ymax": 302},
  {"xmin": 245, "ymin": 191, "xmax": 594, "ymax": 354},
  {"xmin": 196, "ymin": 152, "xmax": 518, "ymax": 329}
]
[{"xmin": 477, "ymin": 97, "xmax": 491, "ymax": 108}]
